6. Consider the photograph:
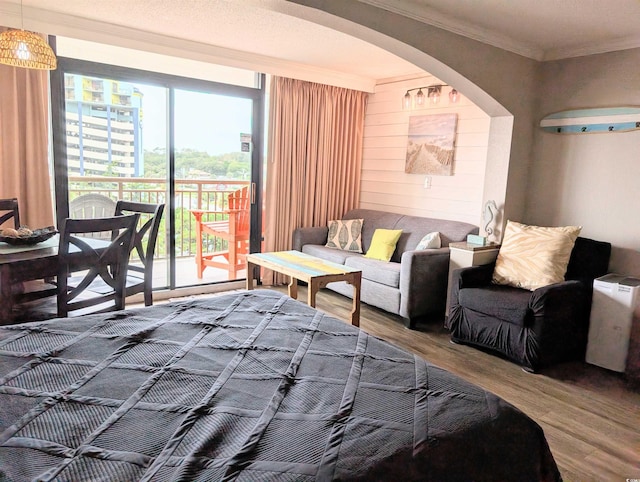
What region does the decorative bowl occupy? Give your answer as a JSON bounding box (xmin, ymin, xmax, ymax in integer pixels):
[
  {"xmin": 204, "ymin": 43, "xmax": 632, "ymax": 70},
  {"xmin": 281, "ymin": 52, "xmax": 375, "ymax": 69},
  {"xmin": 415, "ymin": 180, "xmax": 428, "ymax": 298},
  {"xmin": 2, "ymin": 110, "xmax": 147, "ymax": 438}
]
[{"xmin": 0, "ymin": 226, "xmax": 58, "ymax": 246}]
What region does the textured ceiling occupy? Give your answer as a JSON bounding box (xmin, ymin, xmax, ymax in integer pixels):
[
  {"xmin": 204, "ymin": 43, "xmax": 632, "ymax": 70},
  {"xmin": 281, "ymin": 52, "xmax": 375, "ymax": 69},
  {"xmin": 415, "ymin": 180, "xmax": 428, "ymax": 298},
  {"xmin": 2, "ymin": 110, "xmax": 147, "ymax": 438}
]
[
  {"xmin": 364, "ymin": 0, "xmax": 640, "ymax": 60},
  {"xmin": 2, "ymin": 0, "xmax": 639, "ymax": 83}
]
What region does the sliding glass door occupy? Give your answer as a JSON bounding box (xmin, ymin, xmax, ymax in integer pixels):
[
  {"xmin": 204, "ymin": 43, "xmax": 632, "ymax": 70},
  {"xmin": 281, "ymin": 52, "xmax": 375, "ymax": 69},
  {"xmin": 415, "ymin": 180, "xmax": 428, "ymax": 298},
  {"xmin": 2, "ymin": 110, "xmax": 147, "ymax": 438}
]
[
  {"xmin": 50, "ymin": 58, "xmax": 265, "ymax": 296},
  {"xmin": 173, "ymin": 89, "xmax": 254, "ymax": 287}
]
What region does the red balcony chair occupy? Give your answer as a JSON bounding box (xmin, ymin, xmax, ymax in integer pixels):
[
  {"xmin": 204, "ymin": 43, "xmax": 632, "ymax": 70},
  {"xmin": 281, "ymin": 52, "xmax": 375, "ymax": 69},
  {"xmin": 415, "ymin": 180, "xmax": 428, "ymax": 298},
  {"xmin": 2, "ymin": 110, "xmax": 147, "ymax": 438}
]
[{"xmin": 190, "ymin": 186, "xmax": 250, "ymax": 280}]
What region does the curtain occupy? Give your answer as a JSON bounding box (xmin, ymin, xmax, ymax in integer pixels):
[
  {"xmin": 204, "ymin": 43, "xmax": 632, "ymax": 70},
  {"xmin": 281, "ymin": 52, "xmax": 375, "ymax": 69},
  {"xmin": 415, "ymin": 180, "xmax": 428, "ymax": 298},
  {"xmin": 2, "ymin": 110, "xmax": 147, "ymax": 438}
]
[
  {"xmin": 0, "ymin": 28, "xmax": 54, "ymax": 229},
  {"xmin": 263, "ymin": 77, "xmax": 368, "ymax": 284}
]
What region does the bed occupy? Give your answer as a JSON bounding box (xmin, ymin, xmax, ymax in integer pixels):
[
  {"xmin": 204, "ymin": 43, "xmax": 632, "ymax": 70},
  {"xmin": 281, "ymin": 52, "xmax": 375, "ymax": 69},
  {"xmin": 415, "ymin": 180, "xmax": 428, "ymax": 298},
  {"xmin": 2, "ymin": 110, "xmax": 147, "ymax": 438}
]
[{"xmin": 0, "ymin": 290, "xmax": 561, "ymax": 481}]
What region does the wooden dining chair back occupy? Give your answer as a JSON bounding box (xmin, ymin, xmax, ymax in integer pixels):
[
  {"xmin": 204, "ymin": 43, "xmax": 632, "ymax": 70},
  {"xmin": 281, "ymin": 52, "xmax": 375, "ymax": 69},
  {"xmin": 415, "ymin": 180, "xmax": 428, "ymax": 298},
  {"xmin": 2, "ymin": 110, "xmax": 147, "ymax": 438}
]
[
  {"xmin": 57, "ymin": 214, "xmax": 139, "ymax": 318},
  {"xmin": 0, "ymin": 198, "xmax": 20, "ymax": 229},
  {"xmin": 115, "ymin": 200, "xmax": 165, "ymax": 306},
  {"xmin": 190, "ymin": 186, "xmax": 250, "ymax": 280}
]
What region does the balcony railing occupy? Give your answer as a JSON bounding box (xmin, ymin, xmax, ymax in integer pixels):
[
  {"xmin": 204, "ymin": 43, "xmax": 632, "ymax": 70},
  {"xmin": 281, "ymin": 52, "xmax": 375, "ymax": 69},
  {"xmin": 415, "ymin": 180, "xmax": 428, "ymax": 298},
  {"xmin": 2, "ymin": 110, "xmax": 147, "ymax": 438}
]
[{"xmin": 68, "ymin": 176, "xmax": 250, "ymax": 258}]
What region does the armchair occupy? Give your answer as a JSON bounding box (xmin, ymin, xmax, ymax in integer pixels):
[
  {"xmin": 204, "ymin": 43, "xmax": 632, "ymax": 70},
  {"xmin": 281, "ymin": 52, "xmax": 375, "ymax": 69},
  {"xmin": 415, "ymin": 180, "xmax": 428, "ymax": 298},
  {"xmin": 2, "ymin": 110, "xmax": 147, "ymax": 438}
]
[
  {"xmin": 190, "ymin": 186, "xmax": 250, "ymax": 280},
  {"xmin": 446, "ymin": 237, "xmax": 611, "ymax": 372}
]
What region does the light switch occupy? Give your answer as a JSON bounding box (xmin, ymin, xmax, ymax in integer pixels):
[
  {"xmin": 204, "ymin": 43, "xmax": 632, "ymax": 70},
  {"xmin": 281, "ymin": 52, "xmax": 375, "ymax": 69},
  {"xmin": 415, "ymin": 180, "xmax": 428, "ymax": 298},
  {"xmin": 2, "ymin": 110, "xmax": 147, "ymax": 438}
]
[{"xmin": 424, "ymin": 176, "xmax": 432, "ymax": 189}]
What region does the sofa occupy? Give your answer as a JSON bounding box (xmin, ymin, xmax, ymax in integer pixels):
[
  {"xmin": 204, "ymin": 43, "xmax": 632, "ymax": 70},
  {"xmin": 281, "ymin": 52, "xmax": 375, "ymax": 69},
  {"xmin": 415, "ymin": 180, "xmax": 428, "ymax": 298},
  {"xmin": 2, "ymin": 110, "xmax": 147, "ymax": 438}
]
[{"xmin": 292, "ymin": 209, "xmax": 478, "ymax": 327}]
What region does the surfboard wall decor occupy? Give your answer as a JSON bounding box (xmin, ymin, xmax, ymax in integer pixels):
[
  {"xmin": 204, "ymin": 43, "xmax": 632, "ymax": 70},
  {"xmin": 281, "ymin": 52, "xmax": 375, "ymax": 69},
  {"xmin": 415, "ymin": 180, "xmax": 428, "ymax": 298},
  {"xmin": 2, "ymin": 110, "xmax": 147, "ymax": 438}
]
[{"xmin": 539, "ymin": 107, "xmax": 640, "ymax": 134}]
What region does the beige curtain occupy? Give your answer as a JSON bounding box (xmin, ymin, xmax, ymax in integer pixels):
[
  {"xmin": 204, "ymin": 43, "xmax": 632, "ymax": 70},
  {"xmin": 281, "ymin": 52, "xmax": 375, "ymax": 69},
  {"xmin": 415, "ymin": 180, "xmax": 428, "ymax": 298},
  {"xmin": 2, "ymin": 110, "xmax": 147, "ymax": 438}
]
[
  {"xmin": 264, "ymin": 76, "xmax": 368, "ymax": 284},
  {"xmin": 0, "ymin": 28, "xmax": 54, "ymax": 229}
]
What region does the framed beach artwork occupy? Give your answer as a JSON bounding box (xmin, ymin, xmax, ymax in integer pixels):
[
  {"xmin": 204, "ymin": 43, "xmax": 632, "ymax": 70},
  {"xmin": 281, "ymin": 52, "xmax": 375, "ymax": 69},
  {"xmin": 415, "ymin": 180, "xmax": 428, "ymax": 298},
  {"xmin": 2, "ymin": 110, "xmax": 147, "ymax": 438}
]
[{"xmin": 405, "ymin": 113, "xmax": 457, "ymax": 175}]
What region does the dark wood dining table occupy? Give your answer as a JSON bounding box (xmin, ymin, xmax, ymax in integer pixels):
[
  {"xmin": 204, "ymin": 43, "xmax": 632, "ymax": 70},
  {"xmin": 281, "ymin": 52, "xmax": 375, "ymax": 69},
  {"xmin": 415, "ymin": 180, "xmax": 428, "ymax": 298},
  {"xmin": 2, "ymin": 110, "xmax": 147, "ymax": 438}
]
[{"xmin": 0, "ymin": 235, "xmax": 109, "ymax": 324}]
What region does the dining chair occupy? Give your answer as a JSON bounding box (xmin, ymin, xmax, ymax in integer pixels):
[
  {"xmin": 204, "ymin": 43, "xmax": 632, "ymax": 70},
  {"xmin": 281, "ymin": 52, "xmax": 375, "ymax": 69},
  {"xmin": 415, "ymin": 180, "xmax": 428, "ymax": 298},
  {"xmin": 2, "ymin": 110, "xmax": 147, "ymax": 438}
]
[
  {"xmin": 0, "ymin": 198, "xmax": 20, "ymax": 229},
  {"xmin": 58, "ymin": 214, "xmax": 139, "ymax": 317},
  {"xmin": 16, "ymin": 214, "xmax": 139, "ymax": 320},
  {"xmin": 115, "ymin": 200, "xmax": 164, "ymax": 306},
  {"xmin": 68, "ymin": 201, "xmax": 165, "ymax": 307}
]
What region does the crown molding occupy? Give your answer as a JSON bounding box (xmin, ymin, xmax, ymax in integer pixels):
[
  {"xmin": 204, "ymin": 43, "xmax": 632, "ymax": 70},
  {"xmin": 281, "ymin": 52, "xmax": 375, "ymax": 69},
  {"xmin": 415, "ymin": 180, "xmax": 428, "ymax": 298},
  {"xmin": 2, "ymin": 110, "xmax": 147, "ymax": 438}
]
[
  {"xmin": 358, "ymin": 0, "xmax": 640, "ymax": 62},
  {"xmin": 0, "ymin": 3, "xmax": 377, "ymax": 92},
  {"xmin": 358, "ymin": 0, "xmax": 545, "ymax": 61},
  {"xmin": 543, "ymin": 36, "xmax": 640, "ymax": 61}
]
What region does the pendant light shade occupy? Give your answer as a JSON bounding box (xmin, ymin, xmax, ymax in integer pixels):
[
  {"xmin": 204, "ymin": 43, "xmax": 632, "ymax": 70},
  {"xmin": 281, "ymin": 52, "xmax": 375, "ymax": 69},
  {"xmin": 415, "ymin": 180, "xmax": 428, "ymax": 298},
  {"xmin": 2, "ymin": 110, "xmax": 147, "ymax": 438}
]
[{"xmin": 0, "ymin": 29, "xmax": 57, "ymax": 70}]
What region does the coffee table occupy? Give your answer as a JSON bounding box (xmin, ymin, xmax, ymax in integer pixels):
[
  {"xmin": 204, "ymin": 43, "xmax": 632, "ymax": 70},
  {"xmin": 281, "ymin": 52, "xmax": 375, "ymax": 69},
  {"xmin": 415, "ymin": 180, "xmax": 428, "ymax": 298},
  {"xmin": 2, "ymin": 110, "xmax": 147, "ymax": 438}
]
[{"xmin": 245, "ymin": 250, "xmax": 362, "ymax": 326}]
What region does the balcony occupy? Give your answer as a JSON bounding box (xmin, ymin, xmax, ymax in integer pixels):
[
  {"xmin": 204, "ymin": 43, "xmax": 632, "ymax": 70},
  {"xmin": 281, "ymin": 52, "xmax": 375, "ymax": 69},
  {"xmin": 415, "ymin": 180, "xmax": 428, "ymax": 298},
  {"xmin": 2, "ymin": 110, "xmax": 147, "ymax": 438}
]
[{"xmin": 68, "ymin": 175, "xmax": 251, "ymax": 289}]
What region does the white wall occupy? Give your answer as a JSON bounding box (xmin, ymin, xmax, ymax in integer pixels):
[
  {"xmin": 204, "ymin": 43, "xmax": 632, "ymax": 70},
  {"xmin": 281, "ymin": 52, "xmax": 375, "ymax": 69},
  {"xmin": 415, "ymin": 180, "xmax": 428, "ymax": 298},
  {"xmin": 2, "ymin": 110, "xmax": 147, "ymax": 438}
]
[
  {"xmin": 527, "ymin": 48, "xmax": 640, "ymax": 277},
  {"xmin": 289, "ymin": 0, "xmax": 540, "ymax": 229},
  {"xmin": 361, "ymin": 75, "xmax": 490, "ymax": 226}
]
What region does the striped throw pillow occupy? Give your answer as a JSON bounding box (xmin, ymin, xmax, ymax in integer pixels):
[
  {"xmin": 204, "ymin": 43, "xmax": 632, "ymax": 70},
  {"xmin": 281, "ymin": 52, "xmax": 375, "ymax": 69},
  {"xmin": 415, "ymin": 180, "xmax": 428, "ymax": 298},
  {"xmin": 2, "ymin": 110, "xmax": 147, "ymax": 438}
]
[{"xmin": 492, "ymin": 220, "xmax": 581, "ymax": 290}]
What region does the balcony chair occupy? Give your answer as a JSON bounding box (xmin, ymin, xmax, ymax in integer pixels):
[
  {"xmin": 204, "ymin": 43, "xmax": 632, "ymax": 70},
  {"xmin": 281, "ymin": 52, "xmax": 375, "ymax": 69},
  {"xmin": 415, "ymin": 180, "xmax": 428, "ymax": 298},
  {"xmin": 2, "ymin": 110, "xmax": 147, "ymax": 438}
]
[
  {"xmin": 190, "ymin": 186, "xmax": 250, "ymax": 280},
  {"xmin": 446, "ymin": 233, "xmax": 611, "ymax": 373},
  {"xmin": 0, "ymin": 198, "xmax": 20, "ymax": 229},
  {"xmin": 15, "ymin": 214, "xmax": 139, "ymax": 320},
  {"xmin": 69, "ymin": 194, "xmax": 117, "ymax": 240}
]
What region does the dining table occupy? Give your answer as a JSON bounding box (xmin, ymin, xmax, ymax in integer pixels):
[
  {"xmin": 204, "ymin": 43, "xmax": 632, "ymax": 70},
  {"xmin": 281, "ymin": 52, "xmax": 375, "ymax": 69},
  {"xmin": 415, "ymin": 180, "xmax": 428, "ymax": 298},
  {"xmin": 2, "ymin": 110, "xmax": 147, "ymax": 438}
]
[{"xmin": 0, "ymin": 235, "xmax": 110, "ymax": 324}]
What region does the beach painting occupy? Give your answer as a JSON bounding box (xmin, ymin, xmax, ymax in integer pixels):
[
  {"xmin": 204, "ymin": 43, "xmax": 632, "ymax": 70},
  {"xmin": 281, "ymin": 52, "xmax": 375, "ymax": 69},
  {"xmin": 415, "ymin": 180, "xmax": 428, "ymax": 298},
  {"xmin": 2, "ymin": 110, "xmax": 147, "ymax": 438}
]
[{"xmin": 405, "ymin": 113, "xmax": 457, "ymax": 175}]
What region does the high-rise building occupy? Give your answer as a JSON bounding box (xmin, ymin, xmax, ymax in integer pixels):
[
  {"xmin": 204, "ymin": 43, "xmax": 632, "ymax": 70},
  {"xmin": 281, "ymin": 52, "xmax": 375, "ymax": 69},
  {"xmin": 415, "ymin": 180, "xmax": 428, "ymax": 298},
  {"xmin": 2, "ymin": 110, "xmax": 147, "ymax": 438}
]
[{"xmin": 64, "ymin": 74, "xmax": 144, "ymax": 177}]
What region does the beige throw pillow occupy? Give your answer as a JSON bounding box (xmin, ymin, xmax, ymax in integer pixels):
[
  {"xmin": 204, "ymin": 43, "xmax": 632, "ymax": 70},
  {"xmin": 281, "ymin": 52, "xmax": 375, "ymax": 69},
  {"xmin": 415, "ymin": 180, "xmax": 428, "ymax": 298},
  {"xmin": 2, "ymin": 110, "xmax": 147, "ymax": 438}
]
[
  {"xmin": 492, "ymin": 220, "xmax": 582, "ymax": 291},
  {"xmin": 325, "ymin": 219, "xmax": 364, "ymax": 253}
]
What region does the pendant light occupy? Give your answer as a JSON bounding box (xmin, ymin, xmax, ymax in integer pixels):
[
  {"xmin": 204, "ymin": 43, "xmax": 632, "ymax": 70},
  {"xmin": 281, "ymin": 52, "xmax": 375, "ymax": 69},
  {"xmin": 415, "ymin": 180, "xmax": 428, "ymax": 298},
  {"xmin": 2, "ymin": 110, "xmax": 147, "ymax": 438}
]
[{"xmin": 0, "ymin": 1, "xmax": 57, "ymax": 70}]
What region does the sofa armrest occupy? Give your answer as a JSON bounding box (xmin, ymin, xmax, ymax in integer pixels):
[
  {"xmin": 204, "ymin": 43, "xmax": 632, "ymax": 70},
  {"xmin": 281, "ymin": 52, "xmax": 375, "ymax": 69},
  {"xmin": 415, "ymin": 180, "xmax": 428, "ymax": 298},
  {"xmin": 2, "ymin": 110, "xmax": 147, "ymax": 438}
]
[
  {"xmin": 292, "ymin": 226, "xmax": 329, "ymax": 251},
  {"xmin": 399, "ymin": 248, "xmax": 451, "ymax": 321}
]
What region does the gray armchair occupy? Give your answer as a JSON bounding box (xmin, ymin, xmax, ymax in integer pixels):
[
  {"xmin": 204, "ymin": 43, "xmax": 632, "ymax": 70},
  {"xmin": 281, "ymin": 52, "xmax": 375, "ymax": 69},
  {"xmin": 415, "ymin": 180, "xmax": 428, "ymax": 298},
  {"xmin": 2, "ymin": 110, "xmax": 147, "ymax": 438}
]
[{"xmin": 446, "ymin": 237, "xmax": 611, "ymax": 372}]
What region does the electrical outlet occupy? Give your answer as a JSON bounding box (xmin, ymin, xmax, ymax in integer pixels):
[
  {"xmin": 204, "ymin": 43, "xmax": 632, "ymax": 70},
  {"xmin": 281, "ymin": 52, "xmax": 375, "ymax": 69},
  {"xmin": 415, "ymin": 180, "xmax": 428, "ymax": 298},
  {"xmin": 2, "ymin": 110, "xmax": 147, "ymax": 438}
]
[{"xmin": 424, "ymin": 176, "xmax": 432, "ymax": 189}]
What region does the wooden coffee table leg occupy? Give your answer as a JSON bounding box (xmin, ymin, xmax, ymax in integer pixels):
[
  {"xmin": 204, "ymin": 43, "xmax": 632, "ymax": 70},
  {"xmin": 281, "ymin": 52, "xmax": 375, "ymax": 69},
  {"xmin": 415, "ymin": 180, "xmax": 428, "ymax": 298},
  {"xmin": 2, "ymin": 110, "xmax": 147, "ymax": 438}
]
[
  {"xmin": 246, "ymin": 262, "xmax": 255, "ymax": 290},
  {"xmin": 307, "ymin": 278, "xmax": 318, "ymax": 308},
  {"xmin": 349, "ymin": 272, "xmax": 361, "ymax": 327},
  {"xmin": 288, "ymin": 277, "xmax": 298, "ymax": 300},
  {"xmin": 351, "ymin": 272, "xmax": 362, "ymax": 326}
]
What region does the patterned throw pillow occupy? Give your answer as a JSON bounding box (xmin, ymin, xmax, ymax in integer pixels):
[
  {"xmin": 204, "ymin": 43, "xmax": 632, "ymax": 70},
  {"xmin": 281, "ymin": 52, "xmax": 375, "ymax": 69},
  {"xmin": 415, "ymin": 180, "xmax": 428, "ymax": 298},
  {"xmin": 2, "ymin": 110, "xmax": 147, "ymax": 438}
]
[
  {"xmin": 492, "ymin": 220, "xmax": 581, "ymax": 291},
  {"xmin": 325, "ymin": 219, "xmax": 364, "ymax": 252},
  {"xmin": 416, "ymin": 231, "xmax": 441, "ymax": 250}
]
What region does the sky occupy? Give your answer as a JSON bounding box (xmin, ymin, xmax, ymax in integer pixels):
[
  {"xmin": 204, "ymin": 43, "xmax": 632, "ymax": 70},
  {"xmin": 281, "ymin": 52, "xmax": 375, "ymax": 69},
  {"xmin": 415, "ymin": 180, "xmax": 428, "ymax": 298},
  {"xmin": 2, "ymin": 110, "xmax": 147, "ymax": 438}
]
[{"xmin": 139, "ymin": 84, "xmax": 253, "ymax": 156}]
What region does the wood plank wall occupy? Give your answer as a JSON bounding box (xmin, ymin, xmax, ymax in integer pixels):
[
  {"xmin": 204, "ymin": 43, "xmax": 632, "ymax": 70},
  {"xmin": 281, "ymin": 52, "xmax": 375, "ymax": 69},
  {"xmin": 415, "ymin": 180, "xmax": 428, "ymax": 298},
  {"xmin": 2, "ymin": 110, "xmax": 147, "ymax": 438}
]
[{"xmin": 361, "ymin": 75, "xmax": 491, "ymax": 226}]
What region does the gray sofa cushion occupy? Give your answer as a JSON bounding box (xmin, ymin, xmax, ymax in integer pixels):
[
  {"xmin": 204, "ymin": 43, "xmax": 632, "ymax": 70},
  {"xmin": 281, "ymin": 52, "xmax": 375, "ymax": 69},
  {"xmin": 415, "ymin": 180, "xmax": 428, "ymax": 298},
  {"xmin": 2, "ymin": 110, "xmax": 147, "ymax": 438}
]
[
  {"xmin": 343, "ymin": 209, "xmax": 403, "ymax": 254},
  {"xmin": 345, "ymin": 255, "xmax": 401, "ymax": 288},
  {"xmin": 302, "ymin": 244, "xmax": 352, "ymax": 265},
  {"xmin": 329, "ymin": 279, "xmax": 401, "ymax": 316},
  {"xmin": 394, "ymin": 216, "xmax": 481, "ymax": 253}
]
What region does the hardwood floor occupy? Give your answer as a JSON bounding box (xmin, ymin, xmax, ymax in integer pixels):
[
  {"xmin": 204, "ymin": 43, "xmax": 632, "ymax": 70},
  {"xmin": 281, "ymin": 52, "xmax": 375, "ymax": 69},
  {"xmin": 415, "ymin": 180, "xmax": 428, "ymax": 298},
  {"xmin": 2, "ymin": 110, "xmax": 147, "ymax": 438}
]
[{"xmin": 216, "ymin": 286, "xmax": 639, "ymax": 482}]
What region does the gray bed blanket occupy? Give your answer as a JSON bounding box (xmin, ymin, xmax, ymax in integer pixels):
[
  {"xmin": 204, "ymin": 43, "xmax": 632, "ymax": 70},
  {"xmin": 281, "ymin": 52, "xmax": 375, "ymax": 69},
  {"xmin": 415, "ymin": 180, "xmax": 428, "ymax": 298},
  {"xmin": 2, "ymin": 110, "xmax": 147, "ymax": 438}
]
[{"xmin": 0, "ymin": 290, "xmax": 561, "ymax": 481}]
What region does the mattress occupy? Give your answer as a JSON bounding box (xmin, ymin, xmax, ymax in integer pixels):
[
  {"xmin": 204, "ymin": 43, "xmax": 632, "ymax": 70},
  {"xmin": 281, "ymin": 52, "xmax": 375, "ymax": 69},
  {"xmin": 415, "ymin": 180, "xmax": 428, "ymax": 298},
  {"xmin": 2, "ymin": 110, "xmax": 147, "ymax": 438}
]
[{"xmin": 0, "ymin": 290, "xmax": 561, "ymax": 481}]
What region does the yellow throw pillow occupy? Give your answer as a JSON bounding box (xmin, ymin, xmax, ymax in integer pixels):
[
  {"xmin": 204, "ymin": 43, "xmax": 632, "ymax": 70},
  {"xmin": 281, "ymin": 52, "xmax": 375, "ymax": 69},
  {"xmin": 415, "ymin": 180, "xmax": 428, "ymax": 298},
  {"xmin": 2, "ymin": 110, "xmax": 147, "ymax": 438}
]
[
  {"xmin": 364, "ymin": 229, "xmax": 403, "ymax": 262},
  {"xmin": 492, "ymin": 220, "xmax": 581, "ymax": 291}
]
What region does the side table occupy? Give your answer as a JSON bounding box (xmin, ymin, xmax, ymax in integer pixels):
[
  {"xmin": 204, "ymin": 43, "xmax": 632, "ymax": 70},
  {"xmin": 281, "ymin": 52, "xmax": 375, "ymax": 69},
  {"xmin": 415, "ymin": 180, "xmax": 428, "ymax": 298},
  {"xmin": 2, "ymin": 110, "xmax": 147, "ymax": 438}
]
[{"xmin": 445, "ymin": 241, "xmax": 501, "ymax": 318}]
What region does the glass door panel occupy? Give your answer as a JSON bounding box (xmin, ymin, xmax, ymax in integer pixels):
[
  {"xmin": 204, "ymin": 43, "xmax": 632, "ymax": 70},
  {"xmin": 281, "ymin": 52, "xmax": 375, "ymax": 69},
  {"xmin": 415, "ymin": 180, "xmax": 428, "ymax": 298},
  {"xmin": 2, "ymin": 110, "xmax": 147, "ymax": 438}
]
[
  {"xmin": 63, "ymin": 74, "xmax": 170, "ymax": 291},
  {"xmin": 173, "ymin": 89, "xmax": 253, "ymax": 287}
]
